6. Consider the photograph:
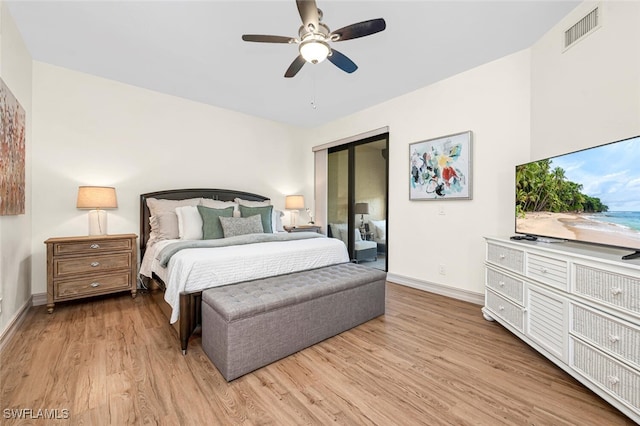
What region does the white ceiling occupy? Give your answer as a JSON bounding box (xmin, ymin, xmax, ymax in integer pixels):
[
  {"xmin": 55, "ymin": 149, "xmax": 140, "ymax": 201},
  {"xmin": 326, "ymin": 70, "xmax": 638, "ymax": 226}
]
[{"xmin": 6, "ymin": 0, "xmax": 579, "ymax": 127}]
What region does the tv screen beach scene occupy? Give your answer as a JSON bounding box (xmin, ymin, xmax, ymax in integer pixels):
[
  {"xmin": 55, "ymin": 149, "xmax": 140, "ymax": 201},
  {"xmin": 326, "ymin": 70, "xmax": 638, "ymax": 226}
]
[{"xmin": 516, "ymin": 136, "xmax": 640, "ymax": 251}]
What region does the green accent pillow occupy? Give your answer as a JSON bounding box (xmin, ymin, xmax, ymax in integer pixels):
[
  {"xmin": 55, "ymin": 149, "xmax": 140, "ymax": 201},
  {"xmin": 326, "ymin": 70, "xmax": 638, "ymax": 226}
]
[
  {"xmin": 197, "ymin": 205, "xmax": 235, "ymax": 239},
  {"xmin": 238, "ymin": 205, "xmax": 273, "ymax": 233}
]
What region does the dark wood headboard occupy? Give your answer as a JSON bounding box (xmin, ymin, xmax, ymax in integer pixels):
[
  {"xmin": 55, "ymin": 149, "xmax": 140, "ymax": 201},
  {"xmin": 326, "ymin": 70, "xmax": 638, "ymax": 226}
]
[{"xmin": 140, "ymin": 188, "xmax": 270, "ymax": 258}]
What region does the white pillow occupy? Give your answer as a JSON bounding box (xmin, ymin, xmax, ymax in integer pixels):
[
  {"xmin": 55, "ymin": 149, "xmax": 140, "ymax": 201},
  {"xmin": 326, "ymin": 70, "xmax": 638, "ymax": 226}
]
[
  {"xmin": 175, "ymin": 205, "xmax": 203, "ymax": 240},
  {"xmin": 329, "ymin": 223, "xmax": 362, "ymax": 244},
  {"xmin": 273, "ymin": 209, "xmax": 285, "ymax": 232}
]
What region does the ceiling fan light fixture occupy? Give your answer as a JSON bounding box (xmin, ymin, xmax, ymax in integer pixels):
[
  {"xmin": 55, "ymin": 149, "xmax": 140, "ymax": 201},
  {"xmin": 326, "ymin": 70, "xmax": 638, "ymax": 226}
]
[{"xmin": 299, "ymin": 39, "xmax": 330, "ymax": 64}]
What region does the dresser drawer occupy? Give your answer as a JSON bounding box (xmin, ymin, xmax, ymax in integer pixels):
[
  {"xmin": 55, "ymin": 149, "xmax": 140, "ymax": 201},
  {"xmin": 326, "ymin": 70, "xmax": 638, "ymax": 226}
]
[
  {"xmin": 572, "ymin": 304, "xmax": 640, "ymax": 369},
  {"xmin": 486, "ymin": 267, "xmax": 524, "ymax": 304},
  {"xmin": 574, "ymin": 264, "xmax": 640, "ymax": 315},
  {"xmin": 527, "ymin": 253, "xmax": 568, "ymax": 290},
  {"xmin": 571, "ymin": 338, "xmax": 640, "ymax": 413},
  {"xmin": 487, "ymin": 243, "xmax": 524, "ymax": 274},
  {"xmin": 53, "ymin": 253, "xmax": 132, "ymax": 277},
  {"xmin": 486, "ymin": 289, "xmax": 524, "ymax": 332},
  {"xmin": 52, "ymin": 238, "xmax": 133, "ymax": 256},
  {"xmin": 55, "ymin": 272, "xmax": 131, "ymax": 299}
]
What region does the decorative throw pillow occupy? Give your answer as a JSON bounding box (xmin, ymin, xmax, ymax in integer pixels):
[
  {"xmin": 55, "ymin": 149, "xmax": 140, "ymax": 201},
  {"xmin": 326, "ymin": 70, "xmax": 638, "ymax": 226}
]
[
  {"xmin": 150, "ymin": 212, "xmax": 179, "ymax": 240},
  {"xmin": 238, "ymin": 205, "xmax": 273, "ymax": 233},
  {"xmin": 219, "ymin": 215, "xmax": 264, "ymax": 238},
  {"xmin": 147, "ymin": 197, "xmax": 200, "ymax": 242},
  {"xmin": 200, "ymin": 198, "xmax": 238, "ymax": 215},
  {"xmin": 175, "ymin": 206, "xmax": 204, "ymax": 240},
  {"xmin": 197, "ymin": 205, "xmax": 235, "ymax": 239},
  {"xmin": 234, "ymin": 198, "xmax": 271, "ymax": 207}
]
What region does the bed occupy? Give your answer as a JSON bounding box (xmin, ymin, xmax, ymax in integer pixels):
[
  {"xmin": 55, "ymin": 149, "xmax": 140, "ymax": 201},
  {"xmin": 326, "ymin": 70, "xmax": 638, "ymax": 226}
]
[{"xmin": 139, "ymin": 189, "xmax": 350, "ymax": 353}]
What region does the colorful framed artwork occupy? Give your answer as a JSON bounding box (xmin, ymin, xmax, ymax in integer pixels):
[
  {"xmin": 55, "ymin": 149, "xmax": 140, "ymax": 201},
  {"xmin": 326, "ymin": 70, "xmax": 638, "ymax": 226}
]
[
  {"xmin": 409, "ymin": 131, "xmax": 472, "ymax": 200},
  {"xmin": 0, "ymin": 77, "xmax": 26, "ymax": 215}
]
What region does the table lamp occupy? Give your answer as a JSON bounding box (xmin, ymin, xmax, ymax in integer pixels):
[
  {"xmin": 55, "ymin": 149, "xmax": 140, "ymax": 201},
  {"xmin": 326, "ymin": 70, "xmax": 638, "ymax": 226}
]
[
  {"xmin": 285, "ymin": 195, "xmax": 305, "ymax": 227},
  {"xmin": 76, "ymin": 186, "xmax": 118, "ymax": 235}
]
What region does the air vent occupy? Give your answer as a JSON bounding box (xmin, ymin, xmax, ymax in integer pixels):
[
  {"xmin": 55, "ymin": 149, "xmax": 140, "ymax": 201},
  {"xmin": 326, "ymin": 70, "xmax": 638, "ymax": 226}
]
[{"xmin": 564, "ymin": 7, "xmax": 600, "ymax": 50}]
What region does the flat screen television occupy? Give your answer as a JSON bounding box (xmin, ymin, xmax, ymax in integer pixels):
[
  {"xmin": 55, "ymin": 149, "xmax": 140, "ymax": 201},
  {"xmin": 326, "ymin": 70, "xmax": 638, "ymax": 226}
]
[{"xmin": 515, "ymin": 135, "xmax": 640, "ymax": 260}]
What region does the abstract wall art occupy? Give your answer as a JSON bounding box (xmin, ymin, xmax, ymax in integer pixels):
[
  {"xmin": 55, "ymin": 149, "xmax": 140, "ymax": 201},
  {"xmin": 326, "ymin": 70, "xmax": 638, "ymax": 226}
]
[
  {"xmin": 409, "ymin": 131, "xmax": 472, "ymax": 200},
  {"xmin": 0, "ymin": 78, "xmax": 26, "ymax": 215}
]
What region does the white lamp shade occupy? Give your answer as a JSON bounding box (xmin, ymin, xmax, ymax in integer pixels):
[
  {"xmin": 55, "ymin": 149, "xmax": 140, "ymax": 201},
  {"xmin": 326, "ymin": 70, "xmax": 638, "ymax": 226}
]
[{"xmin": 285, "ymin": 195, "xmax": 305, "ymax": 210}]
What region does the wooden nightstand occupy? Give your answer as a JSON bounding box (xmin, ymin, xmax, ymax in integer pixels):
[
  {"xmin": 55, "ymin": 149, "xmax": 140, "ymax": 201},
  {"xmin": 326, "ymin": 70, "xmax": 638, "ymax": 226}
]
[
  {"xmin": 45, "ymin": 234, "xmax": 138, "ymax": 313},
  {"xmin": 284, "ymin": 225, "xmax": 322, "ymax": 233}
]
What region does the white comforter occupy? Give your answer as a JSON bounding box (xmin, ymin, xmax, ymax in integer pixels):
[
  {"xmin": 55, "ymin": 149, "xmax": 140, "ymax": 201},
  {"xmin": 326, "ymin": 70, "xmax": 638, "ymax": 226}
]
[{"xmin": 140, "ymin": 234, "xmax": 349, "ymax": 323}]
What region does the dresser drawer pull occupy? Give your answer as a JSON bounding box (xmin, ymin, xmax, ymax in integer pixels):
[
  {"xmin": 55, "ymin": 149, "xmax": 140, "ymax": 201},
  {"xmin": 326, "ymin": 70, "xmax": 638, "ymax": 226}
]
[
  {"xmin": 90, "ymin": 262, "xmax": 100, "ymax": 267},
  {"xmin": 608, "ymin": 334, "xmax": 620, "ymax": 343},
  {"xmin": 499, "ymin": 281, "xmax": 505, "ymax": 287},
  {"xmin": 607, "ymin": 375, "xmax": 620, "ymax": 386},
  {"xmin": 540, "ymin": 267, "xmax": 548, "ymax": 274},
  {"xmin": 90, "ymin": 244, "xmax": 100, "ymax": 249},
  {"xmin": 499, "ymin": 254, "xmax": 506, "ymax": 260},
  {"xmin": 90, "ymin": 282, "xmax": 100, "ymax": 288},
  {"xmin": 498, "ymin": 305, "xmax": 505, "ymax": 311},
  {"xmin": 611, "ymin": 287, "xmax": 623, "ymax": 296}
]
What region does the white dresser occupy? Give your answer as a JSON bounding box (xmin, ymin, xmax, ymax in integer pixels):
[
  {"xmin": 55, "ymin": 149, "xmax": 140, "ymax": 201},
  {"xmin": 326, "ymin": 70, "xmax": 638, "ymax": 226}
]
[{"xmin": 483, "ymin": 237, "xmax": 640, "ymax": 423}]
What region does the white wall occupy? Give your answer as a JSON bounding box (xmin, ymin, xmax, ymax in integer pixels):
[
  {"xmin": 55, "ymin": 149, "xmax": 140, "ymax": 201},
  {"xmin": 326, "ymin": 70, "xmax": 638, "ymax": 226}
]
[
  {"xmin": 30, "ymin": 62, "xmax": 307, "ymax": 296},
  {"xmin": 0, "ymin": 1, "xmax": 33, "ymax": 339},
  {"xmin": 307, "ymin": 50, "xmax": 533, "ymax": 297},
  {"xmin": 531, "ymin": 1, "xmax": 640, "ymax": 158}
]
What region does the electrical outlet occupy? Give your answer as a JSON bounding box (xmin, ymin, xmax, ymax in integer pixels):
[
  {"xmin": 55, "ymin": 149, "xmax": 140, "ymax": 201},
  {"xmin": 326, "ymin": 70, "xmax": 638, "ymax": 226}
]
[
  {"xmin": 438, "ymin": 206, "xmax": 445, "ymax": 215},
  {"xmin": 438, "ymin": 264, "xmax": 446, "ymax": 275}
]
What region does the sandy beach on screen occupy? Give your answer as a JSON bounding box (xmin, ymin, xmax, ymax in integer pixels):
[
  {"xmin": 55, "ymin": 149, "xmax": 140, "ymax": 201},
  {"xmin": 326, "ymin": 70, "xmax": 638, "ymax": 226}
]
[{"xmin": 516, "ymin": 211, "xmax": 640, "ymax": 248}]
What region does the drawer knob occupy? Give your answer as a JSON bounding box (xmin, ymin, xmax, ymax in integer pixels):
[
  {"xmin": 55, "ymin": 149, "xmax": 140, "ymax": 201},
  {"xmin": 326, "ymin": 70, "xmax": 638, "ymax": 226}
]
[
  {"xmin": 90, "ymin": 262, "xmax": 100, "ymax": 267},
  {"xmin": 540, "ymin": 267, "xmax": 548, "ymax": 274},
  {"xmin": 607, "ymin": 375, "xmax": 620, "ymax": 386},
  {"xmin": 90, "ymin": 244, "xmax": 100, "ymax": 249},
  {"xmin": 499, "ymin": 254, "xmax": 506, "ymax": 260},
  {"xmin": 608, "ymin": 334, "xmax": 620, "ymax": 343},
  {"xmin": 499, "ymin": 281, "xmax": 505, "ymax": 287},
  {"xmin": 498, "ymin": 305, "xmax": 505, "ymax": 311},
  {"xmin": 90, "ymin": 282, "xmax": 100, "ymax": 288},
  {"xmin": 611, "ymin": 287, "xmax": 623, "ymax": 296}
]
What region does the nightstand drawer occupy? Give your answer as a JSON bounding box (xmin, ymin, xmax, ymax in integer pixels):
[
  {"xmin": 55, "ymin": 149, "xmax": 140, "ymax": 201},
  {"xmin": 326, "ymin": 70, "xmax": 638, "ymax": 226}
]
[
  {"xmin": 54, "ymin": 253, "xmax": 132, "ymax": 277},
  {"xmin": 52, "ymin": 238, "xmax": 133, "ymax": 255},
  {"xmin": 55, "ymin": 272, "xmax": 131, "ymax": 299}
]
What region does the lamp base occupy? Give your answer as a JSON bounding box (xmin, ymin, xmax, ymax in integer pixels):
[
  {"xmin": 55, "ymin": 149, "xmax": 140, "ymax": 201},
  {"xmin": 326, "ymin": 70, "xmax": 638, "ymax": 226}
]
[{"xmin": 88, "ymin": 210, "xmax": 108, "ymax": 235}]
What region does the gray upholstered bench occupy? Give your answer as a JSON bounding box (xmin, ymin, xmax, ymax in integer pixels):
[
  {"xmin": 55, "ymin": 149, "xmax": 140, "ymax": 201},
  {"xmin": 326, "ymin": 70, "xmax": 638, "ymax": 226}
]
[{"xmin": 201, "ymin": 262, "xmax": 386, "ymax": 381}]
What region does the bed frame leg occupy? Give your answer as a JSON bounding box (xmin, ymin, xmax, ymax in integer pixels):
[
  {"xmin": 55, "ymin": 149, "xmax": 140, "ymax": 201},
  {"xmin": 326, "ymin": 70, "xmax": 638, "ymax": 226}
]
[{"xmin": 179, "ymin": 294, "xmax": 193, "ymax": 354}]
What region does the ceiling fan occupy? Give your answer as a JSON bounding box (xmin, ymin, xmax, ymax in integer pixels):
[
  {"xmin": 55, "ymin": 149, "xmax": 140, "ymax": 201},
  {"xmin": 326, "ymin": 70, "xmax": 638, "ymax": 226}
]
[{"xmin": 242, "ymin": 0, "xmax": 386, "ymax": 78}]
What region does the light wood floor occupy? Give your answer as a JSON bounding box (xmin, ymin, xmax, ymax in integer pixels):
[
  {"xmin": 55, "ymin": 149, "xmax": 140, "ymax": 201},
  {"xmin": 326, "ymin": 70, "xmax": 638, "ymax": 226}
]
[{"xmin": 1, "ymin": 283, "xmax": 634, "ymax": 425}]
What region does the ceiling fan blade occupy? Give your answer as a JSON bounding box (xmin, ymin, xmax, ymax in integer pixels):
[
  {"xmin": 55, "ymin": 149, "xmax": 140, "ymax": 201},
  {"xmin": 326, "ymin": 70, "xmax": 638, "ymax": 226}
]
[
  {"xmin": 328, "ymin": 49, "xmax": 358, "ymax": 74},
  {"xmin": 331, "ymin": 18, "xmax": 386, "ymax": 41},
  {"xmin": 285, "ymin": 55, "xmax": 306, "ymax": 78},
  {"xmin": 296, "ymin": 0, "xmax": 319, "ymax": 31},
  {"xmin": 242, "ymin": 35, "xmax": 294, "ymax": 44}
]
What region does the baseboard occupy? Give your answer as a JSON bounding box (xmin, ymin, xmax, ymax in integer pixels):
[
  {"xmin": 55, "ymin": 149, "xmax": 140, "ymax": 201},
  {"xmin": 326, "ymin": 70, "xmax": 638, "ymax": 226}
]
[
  {"xmin": 32, "ymin": 292, "xmax": 47, "ymax": 306},
  {"xmin": 386, "ymin": 273, "xmax": 484, "ymax": 305},
  {"xmin": 0, "ymin": 296, "xmax": 32, "ymax": 353}
]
